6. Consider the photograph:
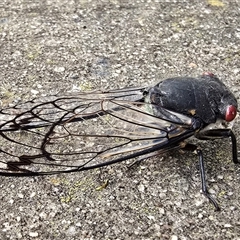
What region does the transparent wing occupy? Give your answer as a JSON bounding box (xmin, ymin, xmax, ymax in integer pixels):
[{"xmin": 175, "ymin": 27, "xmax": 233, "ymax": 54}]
[{"xmin": 0, "ymin": 87, "xmax": 194, "ymax": 176}]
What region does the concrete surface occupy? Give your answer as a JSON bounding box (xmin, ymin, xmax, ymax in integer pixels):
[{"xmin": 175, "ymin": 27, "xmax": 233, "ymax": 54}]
[{"xmin": 0, "ymin": 0, "xmax": 240, "ymax": 239}]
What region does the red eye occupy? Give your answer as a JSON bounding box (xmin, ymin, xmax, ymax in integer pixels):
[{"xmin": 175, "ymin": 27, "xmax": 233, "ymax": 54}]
[
  {"xmin": 225, "ymin": 105, "xmax": 237, "ymax": 122},
  {"xmin": 203, "ymin": 72, "xmax": 215, "ymax": 77}
]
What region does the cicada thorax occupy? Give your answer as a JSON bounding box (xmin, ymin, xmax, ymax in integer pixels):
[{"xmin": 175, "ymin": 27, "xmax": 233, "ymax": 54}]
[{"xmin": 144, "ymin": 74, "xmax": 238, "ymax": 128}]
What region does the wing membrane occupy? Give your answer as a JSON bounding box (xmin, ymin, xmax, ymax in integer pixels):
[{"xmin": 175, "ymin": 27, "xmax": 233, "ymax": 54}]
[{"xmin": 0, "ymin": 87, "xmax": 194, "ymax": 176}]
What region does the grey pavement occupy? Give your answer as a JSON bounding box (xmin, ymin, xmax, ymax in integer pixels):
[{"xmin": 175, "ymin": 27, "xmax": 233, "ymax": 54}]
[{"xmin": 0, "ymin": 0, "xmax": 240, "ymax": 239}]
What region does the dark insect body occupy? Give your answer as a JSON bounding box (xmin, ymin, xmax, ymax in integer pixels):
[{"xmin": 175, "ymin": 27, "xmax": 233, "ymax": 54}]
[{"xmin": 0, "ymin": 72, "xmax": 238, "ymax": 210}]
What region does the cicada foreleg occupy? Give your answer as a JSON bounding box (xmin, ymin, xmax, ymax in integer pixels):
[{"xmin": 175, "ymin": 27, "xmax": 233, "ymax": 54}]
[{"xmin": 195, "ymin": 129, "xmax": 238, "ymax": 164}]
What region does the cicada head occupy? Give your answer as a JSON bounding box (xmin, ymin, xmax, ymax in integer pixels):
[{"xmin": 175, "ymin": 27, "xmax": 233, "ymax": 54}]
[
  {"xmin": 218, "ymin": 92, "xmax": 238, "ymax": 123},
  {"xmin": 201, "ymin": 72, "xmax": 238, "ymax": 124}
]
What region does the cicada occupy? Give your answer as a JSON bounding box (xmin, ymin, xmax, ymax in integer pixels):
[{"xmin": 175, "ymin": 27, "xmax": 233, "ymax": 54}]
[{"xmin": 0, "ymin": 72, "xmax": 238, "ymax": 210}]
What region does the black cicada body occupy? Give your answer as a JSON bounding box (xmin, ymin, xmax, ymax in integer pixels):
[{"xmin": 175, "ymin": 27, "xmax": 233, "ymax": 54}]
[{"xmin": 0, "ymin": 72, "xmax": 238, "ymax": 210}]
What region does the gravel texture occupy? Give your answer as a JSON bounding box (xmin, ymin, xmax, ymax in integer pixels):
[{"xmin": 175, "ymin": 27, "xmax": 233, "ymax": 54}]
[{"xmin": 0, "ymin": 0, "xmax": 240, "ymax": 239}]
